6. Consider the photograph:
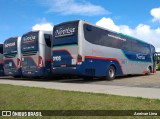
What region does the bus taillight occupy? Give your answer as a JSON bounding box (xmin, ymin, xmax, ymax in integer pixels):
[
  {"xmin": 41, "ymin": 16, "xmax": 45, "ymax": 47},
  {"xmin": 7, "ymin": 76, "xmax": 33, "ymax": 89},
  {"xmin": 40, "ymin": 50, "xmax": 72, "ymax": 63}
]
[
  {"xmin": 17, "ymin": 58, "xmax": 21, "ymax": 68},
  {"xmin": 38, "ymin": 56, "xmax": 43, "ymax": 67},
  {"xmin": 77, "ymin": 54, "xmax": 82, "ymax": 64}
]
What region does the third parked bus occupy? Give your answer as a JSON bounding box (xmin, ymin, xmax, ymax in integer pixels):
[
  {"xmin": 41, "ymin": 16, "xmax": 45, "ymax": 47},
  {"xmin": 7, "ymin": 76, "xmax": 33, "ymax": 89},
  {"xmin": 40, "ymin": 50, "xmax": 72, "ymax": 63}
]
[
  {"xmin": 52, "ymin": 20, "xmax": 157, "ymax": 80},
  {"xmin": 3, "ymin": 37, "xmax": 22, "ymax": 77}
]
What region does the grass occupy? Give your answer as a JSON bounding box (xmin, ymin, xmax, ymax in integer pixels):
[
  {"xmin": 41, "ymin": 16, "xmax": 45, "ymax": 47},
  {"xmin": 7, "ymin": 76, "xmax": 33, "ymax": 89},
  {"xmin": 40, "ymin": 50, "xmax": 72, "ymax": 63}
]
[{"xmin": 0, "ymin": 84, "xmax": 160, "ymax": 119}]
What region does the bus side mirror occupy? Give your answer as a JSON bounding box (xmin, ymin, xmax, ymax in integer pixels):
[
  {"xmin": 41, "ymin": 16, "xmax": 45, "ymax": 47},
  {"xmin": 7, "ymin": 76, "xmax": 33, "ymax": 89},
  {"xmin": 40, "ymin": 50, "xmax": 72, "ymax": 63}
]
[
  {"xmin": 157, "ymin": 57, "xmax": 159, "ymax": 64},
  {"xmin": 154, "ymin": 53, "xmax": 159, "ymax": 64}
]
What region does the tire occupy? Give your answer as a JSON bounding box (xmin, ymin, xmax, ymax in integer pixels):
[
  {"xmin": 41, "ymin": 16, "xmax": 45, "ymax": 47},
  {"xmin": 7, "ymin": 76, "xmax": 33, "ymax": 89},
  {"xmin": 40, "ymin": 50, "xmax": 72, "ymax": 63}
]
[
  {"xmin": 147, "ymin": 66, "xmax": 152, "ymax": 75},
  {"xmin": 106, "ymin": 65, "xmax": 116, "ymax": 80}
]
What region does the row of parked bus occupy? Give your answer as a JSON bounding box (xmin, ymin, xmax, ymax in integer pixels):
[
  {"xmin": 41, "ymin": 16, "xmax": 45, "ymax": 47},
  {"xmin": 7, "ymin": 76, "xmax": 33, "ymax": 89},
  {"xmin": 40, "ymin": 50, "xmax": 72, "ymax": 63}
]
[{"xmin": 0, "ymin": 20, "xmax": 158, "ymax": 80}]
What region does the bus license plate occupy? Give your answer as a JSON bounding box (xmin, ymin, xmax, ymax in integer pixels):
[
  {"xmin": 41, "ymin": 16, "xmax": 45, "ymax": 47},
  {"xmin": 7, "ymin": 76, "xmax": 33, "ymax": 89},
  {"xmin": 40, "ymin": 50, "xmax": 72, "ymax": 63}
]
[
  {"xmin": 61, "ymin": 64, "xmax": 66, "ymax": 67},
  {"xmin": 28, "ymin": 72, "xmax": 31, "ymax": 74}
]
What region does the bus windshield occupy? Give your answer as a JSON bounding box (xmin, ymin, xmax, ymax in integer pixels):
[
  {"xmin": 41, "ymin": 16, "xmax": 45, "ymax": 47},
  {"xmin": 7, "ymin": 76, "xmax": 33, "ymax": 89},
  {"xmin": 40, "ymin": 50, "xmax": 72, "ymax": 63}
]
[
  {"xmin": 21, "ymin": 31, "xmax": 39, "ymax": 52},
  {"xmin": 3, "ymin": 38, "xmax": 17, "ymax": 55},
  {"xmin": 52, "ymin": 21, "xmax": 79, "ymax": 46}
]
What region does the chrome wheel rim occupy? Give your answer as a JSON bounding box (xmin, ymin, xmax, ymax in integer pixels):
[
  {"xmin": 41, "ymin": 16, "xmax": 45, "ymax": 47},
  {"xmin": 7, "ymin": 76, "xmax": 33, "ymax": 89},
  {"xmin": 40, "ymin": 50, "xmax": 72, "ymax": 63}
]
[{"xmin": 109, "ymin": 69, "xmax": 114, "ymax": 78}]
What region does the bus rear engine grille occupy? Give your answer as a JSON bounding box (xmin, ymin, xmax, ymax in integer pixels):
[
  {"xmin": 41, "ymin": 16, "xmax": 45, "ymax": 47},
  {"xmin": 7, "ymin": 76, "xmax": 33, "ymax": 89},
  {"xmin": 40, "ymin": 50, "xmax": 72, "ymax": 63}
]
[{"xmin": 85, "ymin": 69, "xmax": 95, "ymax": 76}]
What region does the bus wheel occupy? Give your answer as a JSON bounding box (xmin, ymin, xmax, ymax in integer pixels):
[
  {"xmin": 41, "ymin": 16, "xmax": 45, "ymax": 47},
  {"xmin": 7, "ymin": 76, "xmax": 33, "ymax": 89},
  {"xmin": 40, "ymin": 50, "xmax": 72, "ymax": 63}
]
[
  {"xmin": 106, "ymin": 65, "xmax": 116, "ymax": 80},
  {"xmin": 147, "ymin": 66, "xmax": 152, "ymax": 75}
]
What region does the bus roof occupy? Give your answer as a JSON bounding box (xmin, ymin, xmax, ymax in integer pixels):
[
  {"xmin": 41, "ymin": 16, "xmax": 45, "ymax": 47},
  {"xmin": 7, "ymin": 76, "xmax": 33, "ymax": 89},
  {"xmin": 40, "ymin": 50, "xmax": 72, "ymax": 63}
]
[
  {"xmin": 54, "ymin": 19, "xmax": 153, "ymax": 46},
  {"xmin": 54, "ymin": 20, "xmax": 80, "ymax": 26},
  {"xmin": 23, "ymin": 30, "xmax": 52, "ymax": 36},
  {"xmin": 4, "ymin": 36, "xmax": 19, "ymax": 41},
  {"xmin": 118, "ymin": 33, "xmax": 151, "ymax": 45},
  {"xmin": 82, "ymin": 20, "xmax": 153, "ymax": 46}
]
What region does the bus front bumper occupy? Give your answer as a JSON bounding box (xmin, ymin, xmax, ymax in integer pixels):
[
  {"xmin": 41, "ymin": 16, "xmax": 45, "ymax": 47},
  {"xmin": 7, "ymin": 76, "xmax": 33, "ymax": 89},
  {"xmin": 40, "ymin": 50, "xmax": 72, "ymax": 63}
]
[
  {"xmin": 4, "ymin": 68, "xmax": 22, "ymax": 77},
  {"xmin": 22, "ymin": 67, "xmax": 51, "ymax": 77}
]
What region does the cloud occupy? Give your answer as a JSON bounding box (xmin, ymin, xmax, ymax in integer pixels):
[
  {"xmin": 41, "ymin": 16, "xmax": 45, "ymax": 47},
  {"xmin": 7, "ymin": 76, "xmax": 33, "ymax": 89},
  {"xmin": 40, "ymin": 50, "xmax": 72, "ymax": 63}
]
[
  {"xmin": 41, "ymin": 0, "xmax": 110, "ymax": 16},
  {"xmin": 32, "ymin": 23, "xmax": 53, "ymax": 31},
  {"xmin": 32, "ymin": 18, "xmax": 53, "ymax": 31},
  {"xmin": 96, "ymin": 17, "xmax": 120, "ymax": 32},
  {"xmin": 96, "ymin": 17, "xmax": 160, "ymax": 52},
  {"xmin": 150, "ymin": 7, "xmax": 160, "ymax": 22}
]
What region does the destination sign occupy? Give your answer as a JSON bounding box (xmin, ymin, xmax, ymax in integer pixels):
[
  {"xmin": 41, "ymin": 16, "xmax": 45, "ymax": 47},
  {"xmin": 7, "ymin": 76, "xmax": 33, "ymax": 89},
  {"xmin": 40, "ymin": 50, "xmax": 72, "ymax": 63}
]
[
  {"xmin": 55, "ymin": 27, "xmax": 76, "ymax": 38},
  {"xmin": 5, "ymin": 42, "xmax": 16, "ymax": 48},
  {"xmin": 22, "ymin": 35, "xmax": 36, "ymax": 43},
  {"xmin": 21, "ymin": 32, "xmax": 38, "ymax": 52}
]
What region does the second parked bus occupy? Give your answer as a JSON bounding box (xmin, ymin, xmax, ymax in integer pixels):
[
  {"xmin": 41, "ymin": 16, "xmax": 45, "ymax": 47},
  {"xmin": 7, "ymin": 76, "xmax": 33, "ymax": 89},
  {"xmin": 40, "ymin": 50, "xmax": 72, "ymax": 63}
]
[
  {"xmin": 52, "ymin": 20, "xmax": 157, "ymax": 80},
  {"xmin": 3, "ymin": 37, "xmax": 22, "ymax": 77},
  {"xmin": 21, "ymin": 30, "xmax": 52, "ymax": 77}
]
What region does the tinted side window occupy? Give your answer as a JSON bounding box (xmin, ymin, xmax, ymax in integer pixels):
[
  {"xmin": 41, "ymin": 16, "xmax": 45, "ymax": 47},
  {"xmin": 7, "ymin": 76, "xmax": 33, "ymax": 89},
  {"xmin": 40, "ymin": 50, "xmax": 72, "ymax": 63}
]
[
  {"xmin": 44, "ymin": 34, "xmax": 51, "ymax": 47},
  {"xmin": 141, "ymin": 43, "xmax": 150, "ymax": 54},
  {"xmin": 83, "ymin": 24, "xmax": 126, "ymax": 49},
  {"xmin": 83, "ymin": 24, "xmax": 150, "ymax": 54},
  {"xmin": 131, "ymin": 40, "xmax": 150, "ymax": 54}
]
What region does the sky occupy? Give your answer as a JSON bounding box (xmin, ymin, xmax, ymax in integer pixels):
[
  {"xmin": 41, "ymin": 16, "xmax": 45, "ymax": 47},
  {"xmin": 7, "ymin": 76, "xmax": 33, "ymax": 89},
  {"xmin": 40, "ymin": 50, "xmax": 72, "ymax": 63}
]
[{"xmin": 1, "ymin": 0, "xmax": 160, "ymax": 51}]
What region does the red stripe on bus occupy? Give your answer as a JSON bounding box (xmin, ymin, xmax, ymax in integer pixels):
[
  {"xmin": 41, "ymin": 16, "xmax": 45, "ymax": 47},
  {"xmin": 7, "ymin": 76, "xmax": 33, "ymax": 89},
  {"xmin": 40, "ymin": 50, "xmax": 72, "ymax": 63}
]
[
  {"xmin": 85, "ymin": 56, "xmax": 124, "ymax": 75},
  {"xmin": 143, "ymin": 70, "xmax": 149, "ymax": 74},
  {"xmin": 46, "ymin": 59, "xmax": 51, "ymax": 62},
  {"xmin": 4, "ymin": 58, "xmax": 13, "ymax": 60}
]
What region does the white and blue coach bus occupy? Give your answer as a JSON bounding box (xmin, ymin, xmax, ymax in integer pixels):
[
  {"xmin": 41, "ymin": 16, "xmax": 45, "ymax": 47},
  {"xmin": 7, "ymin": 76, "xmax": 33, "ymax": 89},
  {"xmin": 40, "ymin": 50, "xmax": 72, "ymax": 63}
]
[
  {"xmin": 3, "ymin": 37, "xmax": 22, "ymax": 77},
  {"xmin": 0, "ymin": 43, "xmax": 4, "ymax": 76},
  {"xmin": 52, "ymin": 20, "xmax": 157, "ymax": 80},
  {"xmin": 21, "ymin": 31, "xmax": 52, "ymax": 77}
]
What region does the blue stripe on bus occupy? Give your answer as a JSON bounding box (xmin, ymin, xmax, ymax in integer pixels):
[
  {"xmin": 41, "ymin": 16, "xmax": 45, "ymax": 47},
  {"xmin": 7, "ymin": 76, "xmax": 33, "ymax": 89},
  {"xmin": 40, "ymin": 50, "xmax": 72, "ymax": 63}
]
[
  {"xmin": 22, "ymin": 67, "xmax": 51, "ymax": 77},
  {"xmin": 84, "ymin": 56, "xmax": 123, "ymax": 76},
  {"xmin": 122, "ymin": 50, "xmax": 152, "ymax": 63},
  {"xmin": 52, "ymin": 50, "xmax": 73, "ymax": 67},
  {"xmin": 52, "ymin": 55, "xmax": 123, "ymax": 77}
]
